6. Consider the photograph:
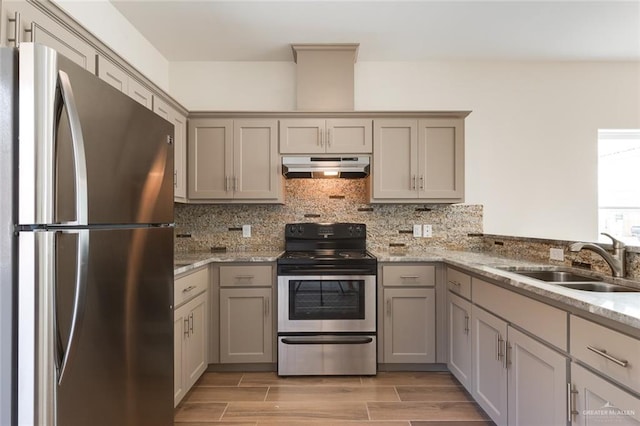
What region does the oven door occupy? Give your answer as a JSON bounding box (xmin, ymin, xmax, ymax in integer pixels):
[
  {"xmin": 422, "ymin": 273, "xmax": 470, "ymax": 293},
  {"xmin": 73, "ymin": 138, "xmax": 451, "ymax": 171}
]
[{"xmin": 277, "ymin": 274, "xmax": 376, "ymax": 333}]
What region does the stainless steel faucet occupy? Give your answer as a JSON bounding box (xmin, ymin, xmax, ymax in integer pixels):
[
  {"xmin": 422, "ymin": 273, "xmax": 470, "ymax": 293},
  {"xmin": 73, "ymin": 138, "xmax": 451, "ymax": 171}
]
[{"xmin": 568, "ymin": 233, "xmax": 626, "ymax": 278}]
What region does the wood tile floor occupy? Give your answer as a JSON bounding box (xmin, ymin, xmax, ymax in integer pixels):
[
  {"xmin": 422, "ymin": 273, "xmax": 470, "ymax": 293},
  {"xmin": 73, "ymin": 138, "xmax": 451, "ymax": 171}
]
[{"xmin": 174, "ymin": 371, "xmax": 494, "ymax": 425}]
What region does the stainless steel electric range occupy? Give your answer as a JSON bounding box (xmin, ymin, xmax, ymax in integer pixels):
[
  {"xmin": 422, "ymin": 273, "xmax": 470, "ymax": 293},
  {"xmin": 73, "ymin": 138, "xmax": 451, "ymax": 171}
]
[{"xmin": 277, "ymin": 223, "xmax": 377, "ymax": 376}]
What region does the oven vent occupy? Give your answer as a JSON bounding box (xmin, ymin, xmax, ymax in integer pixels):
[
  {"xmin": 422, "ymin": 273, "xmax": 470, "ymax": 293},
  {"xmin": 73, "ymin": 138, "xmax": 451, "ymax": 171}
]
[{"xmin": 282, "ymin": 156, "xmax": 370, "ymax": 179}]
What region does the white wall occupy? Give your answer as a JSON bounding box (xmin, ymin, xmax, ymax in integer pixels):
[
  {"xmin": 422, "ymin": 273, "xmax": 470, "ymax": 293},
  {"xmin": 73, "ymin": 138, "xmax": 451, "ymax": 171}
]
[
  {"xmin": 171, "ymin": 60, "xmax": 640, "ymax": 241},
  {"xmin": 52, "ymin": 0, "xmax": 170, "ymax": 91}
]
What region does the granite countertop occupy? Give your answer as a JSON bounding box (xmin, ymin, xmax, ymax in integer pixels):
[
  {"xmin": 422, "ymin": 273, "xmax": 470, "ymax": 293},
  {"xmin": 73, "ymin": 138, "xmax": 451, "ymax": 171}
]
[
  {"xmin": 174, "ymin": 248, "xmax": 640, "ymax": 332},
  {"xmin": 174, "ymin": 250, "xmax": 283, "ymax": 275},
  {"xmin": 376, "ymin": 249, "xmax": 640, "ymax": 332}
]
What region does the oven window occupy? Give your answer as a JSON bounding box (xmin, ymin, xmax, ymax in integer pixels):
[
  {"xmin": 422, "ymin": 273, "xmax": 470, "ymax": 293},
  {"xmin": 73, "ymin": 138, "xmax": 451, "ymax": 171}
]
[{"xmin": 288, "ymin": 279, "xmax": 365, "ymax": 320}]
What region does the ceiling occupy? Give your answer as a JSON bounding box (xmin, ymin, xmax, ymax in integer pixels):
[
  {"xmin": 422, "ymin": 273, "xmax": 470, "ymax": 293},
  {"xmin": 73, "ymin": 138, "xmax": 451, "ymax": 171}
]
[{"xmin": 109, "ymin": 1, "xmax": 640, "ymax": 62}]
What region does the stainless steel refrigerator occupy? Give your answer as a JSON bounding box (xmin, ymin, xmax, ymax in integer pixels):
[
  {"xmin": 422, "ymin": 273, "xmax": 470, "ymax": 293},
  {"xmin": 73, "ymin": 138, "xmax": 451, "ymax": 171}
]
[{"xmin": 1, "ymin": 43, "xmax": 174, "ymax": 426}]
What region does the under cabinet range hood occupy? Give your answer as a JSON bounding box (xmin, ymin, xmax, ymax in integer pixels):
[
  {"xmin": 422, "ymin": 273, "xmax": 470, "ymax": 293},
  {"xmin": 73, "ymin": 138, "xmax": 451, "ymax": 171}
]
[{"xmin": 282, "ymin": 156, "xmax": 370, "ymax": 178}]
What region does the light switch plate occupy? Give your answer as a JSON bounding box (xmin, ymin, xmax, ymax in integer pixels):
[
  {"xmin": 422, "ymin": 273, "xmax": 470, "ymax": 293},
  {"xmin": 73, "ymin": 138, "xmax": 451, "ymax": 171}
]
[
  {"xmin": 242, "ymin": 224, "xmax": 251, "ymax": 238},
  {"xmin": 549, "ymin": 247, "xmax": 564, "ymax": 261},
  {"xmin": 413, "ymin": 224, "xmax": 422, "ymax": 238},
  {"xmin": 423, "ymin": 224, "xmax": 433, "ymax": 238}
]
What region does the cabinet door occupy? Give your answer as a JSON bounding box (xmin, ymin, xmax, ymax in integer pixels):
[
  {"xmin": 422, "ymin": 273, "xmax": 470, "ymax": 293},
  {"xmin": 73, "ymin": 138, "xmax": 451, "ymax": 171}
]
[
  {"xmin": 372, "ymin": 119, "xmax": 419, "ymax": 199},
  {"xmin": 508, "ymin": 327, "xmax": 568, "ymax": 426},
  {"xmin": 171, "ymin": 111, "xmax": 187, "ymax": 201},
  {"xmin": 417, "ymin": 118, "xmax": 464, "ymax": 201},
  {"xmin": 3, "ymin": 1, "xmax": 96, "ymax": 72},
  {"xmin": 279, "ymin": 119, "xmax": 325, "ymax": 154},
  {"xmin": 126, "ymin": 78, "xmax": 152, "ymax": 110},
  {"xmin": 173, "ymin": 307, "xmax": 187, "ymax": 407},
  {"xmin": 448, "ymin": 292, "xmax": 472, "ymax": 389},
  {"xmin": 220, "ymin": 288, "xmax": 273, "ymax": 363},
  {"xmin": 326, "ymin": 119, "xmax": 372, "ymax": 153},
  {"xmin": 96, "ymin": 55, "xmax": 128, "ymax": 93},
  {"xmin": 184, "ymin": 293, "xmax": 208, "ymax": 391},
  {"xmin": 572, "ymin": 363, "xmax": 640, "ymax": 426},
  {"xmin": 471, "ymin": 305, "xmax": 508, "ymax": 426},
  {"xmin": 383, "ymin": 288, "xmax": 435, "ymax": 363},
  {"xmin": 188, "ymin": 119, "xmax": 233, "ymax": 199},
  {"xmin": 233, "ymin": 119, "xmax": 280, "ymax": 200}
]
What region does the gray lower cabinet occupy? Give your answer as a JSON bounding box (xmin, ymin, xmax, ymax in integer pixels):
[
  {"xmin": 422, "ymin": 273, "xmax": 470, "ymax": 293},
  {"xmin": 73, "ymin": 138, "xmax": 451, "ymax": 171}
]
[
  {"xmin": 471, "ymin": 305, "xmax": 568, "ymax": 426},
  {"xmin": 218, "ymin": 265, "xmax": 275, "ymax": 364},
  {"xmin": 378, "ymin": 264, "xmax": 439, "ymax": 365},
  {"xmin": 174, "ymin": 267, "xmax": 209, "ymax": 406},
  {"xmin": 570, "ymin": 363, "xmax": 640, "ymax": 426},
  {"xmin": 447, "ymin": 291, "xmax": 472, "ymax": 388},
  {"xmin": 219, "ymin": 287, "xmax": 273, "ymax": 363}
]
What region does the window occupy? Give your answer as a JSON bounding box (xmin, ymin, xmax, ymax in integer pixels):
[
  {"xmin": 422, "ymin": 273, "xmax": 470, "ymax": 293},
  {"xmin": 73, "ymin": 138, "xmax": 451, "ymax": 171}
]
[{"xmin": 598, "ymin": 129, "xmax": 640, "ymax": 245}]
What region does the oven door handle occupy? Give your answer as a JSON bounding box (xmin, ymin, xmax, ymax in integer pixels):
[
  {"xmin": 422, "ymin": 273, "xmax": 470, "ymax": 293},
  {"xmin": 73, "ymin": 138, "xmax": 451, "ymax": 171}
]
[
  {"xmin": 280, "ymin": 268, "xmax": 375, "ymax": 275},
  {"xmin": 281, "ymin": 336, "xmax": 374, "ymax": 345}
]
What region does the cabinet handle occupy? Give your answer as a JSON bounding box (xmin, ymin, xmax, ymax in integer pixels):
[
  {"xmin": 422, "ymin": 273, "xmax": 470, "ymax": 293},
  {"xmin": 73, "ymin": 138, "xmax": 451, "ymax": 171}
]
[
  {"xmin": 234, "ymin": 176, "xmax": 238, "ymax": 192},
  {"xmin": 411, "ymin": 175, "xmax": 417, "ymax": 190},
  {"xmin": 225, "ymin": 176, "xmax": 229, "ymax": 192},
  {"xmin": 319, "ymin": 128, "xmax": 324, "ymax": 147},
  {"xmin": 505, "ymin": 341, "xmax": 511, "ymax": 369},
  {"xmin": 183, "ymin": 317, "xmax": 190, "ymax": 338},
  {"xmin": 419, "ymin": 175, "xmax": 424, "ymax": 190},
  {"xmin": 8, "ymin": 11, "xmax": 20, "ymax": 47},
  {"xmin": 174, "ymin": 170, "xmax": 178, "ymax": 188},
  {"xmin": 386, "ymin": 299, "xmax": 391, "ymax": 316},
  {"xmin": 400, "ymin": 275, "xmax": 419, "ymax": 280},
  {"xmin": 24, "ymin": 22, "xmax": 35, "ymax": 43},
  {"xmin": 567, "ymin": 383, "xmax": 579, "ymax": 423},
  {"xmin": 189, "ymin": 313, "xmax": 194, "ymax": 334},
  {"xmin": 182, "ymin": 285, "xmax": 196, "ymax": 293},
  {"xmin": 264, "ymin": 297, "xmax": 269, "ymax": 317},
  {"xmin": 586, "ymin": 345, "xmax": 629, "ymax": 367},
  {"xmin": 327, "ymin": 128, "xmax": 331, "ymax": 147},
  {"xmin": 235, "ymin": 275, "xmax": 255, "ymax": 280},
  {"xmin": 464, "ymin": 314, "xmax": 470, "ymax": 335},
  {"xmin": 496, "ymin": 334, "xmax": 503, "ymax": 361}
]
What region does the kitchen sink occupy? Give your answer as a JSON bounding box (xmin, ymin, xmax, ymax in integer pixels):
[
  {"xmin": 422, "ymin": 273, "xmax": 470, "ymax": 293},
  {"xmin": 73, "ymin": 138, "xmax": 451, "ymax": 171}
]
[
  {"xmin": 512, "ymin": 270, "xmax": 599, "ymax": 282},
  {"xmin": 553, "ymin": 282, "xmax": 640, "ymax": 293}
]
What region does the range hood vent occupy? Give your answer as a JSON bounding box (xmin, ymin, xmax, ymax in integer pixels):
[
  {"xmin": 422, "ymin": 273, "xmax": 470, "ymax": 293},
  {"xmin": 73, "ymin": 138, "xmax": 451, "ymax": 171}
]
[{"xmin": 282, "ymin": 156, "xmax": 370, "ymax": 179}]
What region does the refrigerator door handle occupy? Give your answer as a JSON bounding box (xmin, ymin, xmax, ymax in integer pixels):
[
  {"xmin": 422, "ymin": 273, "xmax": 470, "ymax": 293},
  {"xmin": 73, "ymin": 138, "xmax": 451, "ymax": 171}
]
[
  {"xmin": 56, "ymin": 229, "xmax": 90, "ymax": 385},
  {"xmin": 56, "ymin": 70, "xmax": 89, "ymax": 226}
]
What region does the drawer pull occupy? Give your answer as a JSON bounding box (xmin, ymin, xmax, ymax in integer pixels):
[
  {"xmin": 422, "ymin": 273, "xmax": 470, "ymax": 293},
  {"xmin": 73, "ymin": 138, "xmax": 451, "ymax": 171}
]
[
  {"xmin": 182, "ymin": 285, "xmax": 196, "ymax": 293},
  {"xmin": 235, "ymin": 275, "xmax": 255, "ymax": 280},
  {"xmin": 400, "ymin": 275, "xmax": 419, "ymax": 279},
  {"xmin": 587, "ymin": 345, "xmax": 629, "ymax": 367}
]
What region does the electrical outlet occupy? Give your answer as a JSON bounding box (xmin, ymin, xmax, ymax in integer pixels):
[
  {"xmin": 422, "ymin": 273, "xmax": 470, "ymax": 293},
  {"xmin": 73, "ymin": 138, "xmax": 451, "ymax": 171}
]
[
  {"xmin": 423, "ymin": 224, "xmax": 433, "ymax": 238},
  {"xmin": 549, "ymin": 247, "xmax": 564, "ymax": 261},
  {"xmin": 242, "ymin": 224, "xmax": 251, "ymax": 238},
  {"xmin": 413, "ymin": 224, "xmax": 422, "ymax": 238}
]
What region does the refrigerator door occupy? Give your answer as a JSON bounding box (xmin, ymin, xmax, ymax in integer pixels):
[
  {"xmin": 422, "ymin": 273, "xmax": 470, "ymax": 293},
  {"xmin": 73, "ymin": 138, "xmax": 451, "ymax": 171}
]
[
  {"xmin": 18, "ymin": 43, "xmax": 174, "ymax": 226},
  {"xmin": 54, "ymin": 226, "xmax": 173, "ymax": 426}
]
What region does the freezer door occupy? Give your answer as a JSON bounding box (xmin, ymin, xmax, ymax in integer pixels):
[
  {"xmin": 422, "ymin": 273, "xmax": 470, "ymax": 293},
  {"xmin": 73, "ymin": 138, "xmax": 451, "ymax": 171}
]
[
  {"xmin": 18, "ymin": 43, "xmax": 174, "ymax": 226},
  {"xmin": 54, "ymin": 227, "xmax": 173, "ymax": 426}
]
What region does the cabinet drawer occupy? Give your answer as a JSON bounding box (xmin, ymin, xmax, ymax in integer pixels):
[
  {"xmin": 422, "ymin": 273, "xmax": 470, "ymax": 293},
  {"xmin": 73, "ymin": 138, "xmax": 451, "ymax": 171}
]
[
  {"xmin": 220, "ymin": 265, "xmax": 273, "ymax": 287},
  {"xmin": 175, "ymin": 267, "xmax": 208, "ymax": 308},
  {"xmin": 447, "ymin": 267, "xmax": 471, "ymax": 299},
  {"xmin": 571, "ymin": 315, "xmax": 640, "ymax": 393},
  {"xmin": 382, "ymin": 265, "xmax": 435, "ymax": 287},
  {"xmin": 472, "ymin": 278, "xmax": 567, "ymax": 350}
]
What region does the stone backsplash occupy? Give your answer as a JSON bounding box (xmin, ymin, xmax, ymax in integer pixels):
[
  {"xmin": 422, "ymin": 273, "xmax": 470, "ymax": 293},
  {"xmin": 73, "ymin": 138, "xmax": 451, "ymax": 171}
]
[{"xmin": 175, "ymin": 179, "xmax": 484, "ymax": 253}]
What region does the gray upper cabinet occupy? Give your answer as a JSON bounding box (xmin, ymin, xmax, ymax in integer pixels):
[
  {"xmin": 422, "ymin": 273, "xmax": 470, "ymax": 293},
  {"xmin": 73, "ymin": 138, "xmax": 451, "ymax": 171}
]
[
  {"xmin": 96, "ymin": 55, "xmax": 153, "ymax": 110},
  {"xmin": 188, "ymin": 118, "xmax": 282, "ymax": 203},
  {"xmin": 154, "ymin": 98, "xmax": 187, "ymax": 202},
  {"xmin": 372, "ymin": 118, "xmax": 465, "ymax": 203},
  {"xmin": 2, "ymin": 1, "xmax": 96, "ymax": 72},
  {"xmin": 279, "ymin": 118, "xmax": 372, "ymax": 154}
]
